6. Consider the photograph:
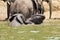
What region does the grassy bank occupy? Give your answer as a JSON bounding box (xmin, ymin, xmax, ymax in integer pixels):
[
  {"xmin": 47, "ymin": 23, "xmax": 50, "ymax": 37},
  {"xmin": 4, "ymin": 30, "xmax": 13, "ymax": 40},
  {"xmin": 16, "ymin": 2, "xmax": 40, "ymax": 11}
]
[{"xmin": 0, "ymin": 19, "xmax": 60, "ymax": 40}]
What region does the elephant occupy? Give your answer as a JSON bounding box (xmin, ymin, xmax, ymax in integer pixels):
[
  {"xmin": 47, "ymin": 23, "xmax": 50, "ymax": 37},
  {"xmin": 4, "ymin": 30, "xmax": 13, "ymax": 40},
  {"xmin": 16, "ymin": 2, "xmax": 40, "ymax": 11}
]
[
  {"xmin": 9, "ymin": 13, "xmax": 45, "ymax": 26},
  {"xmin": 2, "ymin": 0, "xmax": 52, "ymax": 19},
  {"xmin": 2, "ymin": 0, "xmax": 45, "ymax": 20},
  {"xmin": 31, "ymin": 0, "xmax": 52, "ymax": 19},
  {"xmin": 2, "ymin": 0, "xmax": 46, "ymax": 26}
]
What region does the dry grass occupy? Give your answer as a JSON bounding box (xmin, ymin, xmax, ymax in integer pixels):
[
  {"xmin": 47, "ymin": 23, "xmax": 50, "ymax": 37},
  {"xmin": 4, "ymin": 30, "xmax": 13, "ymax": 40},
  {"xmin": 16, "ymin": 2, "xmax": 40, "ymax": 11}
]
[{"xmin": 0, "ymin": 19, "xmax": 60, "ymax": 40}]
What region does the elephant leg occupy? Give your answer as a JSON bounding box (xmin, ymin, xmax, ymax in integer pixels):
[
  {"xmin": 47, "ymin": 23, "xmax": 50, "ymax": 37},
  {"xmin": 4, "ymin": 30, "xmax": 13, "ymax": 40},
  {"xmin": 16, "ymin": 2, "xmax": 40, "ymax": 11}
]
[
  {"xmin": 5, "ymin": 2, "xmax": 10, "ymax": 21},
  {"xmin": 38, "ymin": 3, "xmax": 44, "ymax": 14}
]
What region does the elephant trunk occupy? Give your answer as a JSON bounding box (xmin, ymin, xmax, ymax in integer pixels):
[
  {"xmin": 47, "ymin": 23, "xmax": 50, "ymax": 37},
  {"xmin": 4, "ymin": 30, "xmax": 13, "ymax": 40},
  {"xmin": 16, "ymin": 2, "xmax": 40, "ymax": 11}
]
[{"xmin": 49, "ymin": 0, "xmax": 52, "ymax": 19}]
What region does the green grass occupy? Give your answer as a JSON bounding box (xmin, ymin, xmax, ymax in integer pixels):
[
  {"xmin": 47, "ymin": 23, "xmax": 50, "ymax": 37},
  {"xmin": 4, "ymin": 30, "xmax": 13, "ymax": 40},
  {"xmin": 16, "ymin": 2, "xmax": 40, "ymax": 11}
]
[{"xmin": 0, "ymin": 19, "xmax": 60, "ymax": 40}]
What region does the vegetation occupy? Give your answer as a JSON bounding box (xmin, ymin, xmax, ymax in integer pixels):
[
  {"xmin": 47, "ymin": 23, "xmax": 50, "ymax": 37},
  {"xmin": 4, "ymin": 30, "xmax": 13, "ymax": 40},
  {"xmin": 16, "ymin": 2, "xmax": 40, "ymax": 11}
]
[
  {"xmin": 0, "ymin": 19, "xmax": 60, "ymax": 40},
  {"xmin": 0, "ymin": 0, "xmax": 60, "ymax": 40}
]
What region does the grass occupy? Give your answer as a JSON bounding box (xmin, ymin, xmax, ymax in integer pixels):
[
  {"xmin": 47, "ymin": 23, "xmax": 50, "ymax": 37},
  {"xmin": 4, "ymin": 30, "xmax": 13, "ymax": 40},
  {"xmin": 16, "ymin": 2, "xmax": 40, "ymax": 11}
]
[{"xmin": 0, "ymin": 19, "xmax": 60, "ymax": 40}]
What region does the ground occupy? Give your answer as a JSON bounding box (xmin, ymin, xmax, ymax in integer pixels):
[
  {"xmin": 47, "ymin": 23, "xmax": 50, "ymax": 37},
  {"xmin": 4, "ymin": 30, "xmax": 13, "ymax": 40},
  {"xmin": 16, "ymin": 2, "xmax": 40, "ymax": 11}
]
[{"xmin": 0, "ymin": 19, "xmax": 60, "ymax": 40}]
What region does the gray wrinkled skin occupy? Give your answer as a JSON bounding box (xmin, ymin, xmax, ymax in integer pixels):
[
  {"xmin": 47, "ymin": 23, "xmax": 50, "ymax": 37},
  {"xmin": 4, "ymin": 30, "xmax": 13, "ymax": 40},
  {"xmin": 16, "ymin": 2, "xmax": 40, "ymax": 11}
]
[
  {"xmin": 25, "ymin": 14, "xmax": 45, "ymax": 24},
  {"xmin": 3, "ymin": 0, "xmax": 46, "ymax": 27},
  {"xmin": 9, "ymin": 13, "xmax": 25, "ymax": 27},
  {"xmin": 10, "ymin": 0, "xmax": 34, "ymax": 19}
]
